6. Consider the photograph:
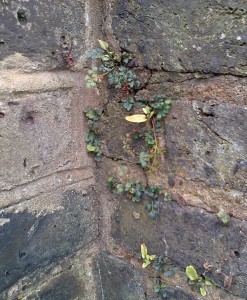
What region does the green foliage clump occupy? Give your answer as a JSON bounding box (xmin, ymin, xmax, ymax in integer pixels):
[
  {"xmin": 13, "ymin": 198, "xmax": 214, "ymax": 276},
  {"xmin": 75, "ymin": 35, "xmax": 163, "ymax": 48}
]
[
  {"xmin": 84, "ymin": 108, "xmax": 102, "ymax": 160},
  {"xmin": 85, "ymin": 40, "xmax": 140, "ymax": 102},
  {"xmin": 126, "ymin": 96, "xmax": 172, "ymax": 170},
  {"xmin": 85, "ymin": 40, "xmax": 172, "ymax": 172},
  {"xmin": 108, "ymin": 177, "xmax": 171, "ymax": 219}
]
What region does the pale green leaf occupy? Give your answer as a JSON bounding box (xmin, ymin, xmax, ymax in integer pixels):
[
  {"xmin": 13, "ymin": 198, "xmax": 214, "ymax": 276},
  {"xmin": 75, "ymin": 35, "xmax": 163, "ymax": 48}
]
[
  {"xmin": 200, "ymin": 287, "xmax": 207, "ymax": 296},
  {"xmin": 205, "ymin": 280, "xmax": 213, "ymax": 286},
  {"xmin": 141, "ymin": 243, "xmax": 147, "ymax": 259},
  {"xmin": 87, "ymin": 144, "xmax": 96, "ymax": 152},
  {"xmin": 217, "ymin": 210, "xmax": 229, "ymax": 224},
  {"xmin": 186, "ymin": 265, "xmax": 199, "ymax": 281},
  {"xmin": 142, "ymin": 260, "xmax": 151, "ymax": 268},
  {"xmin": 142, "ymin": 106, "xmax": 151, "ymax": 115},
  {"xmin": 125, "ymin": 114, "xmax": 147, "ymax": 123},
  {"xmin": 98, "ymin": 40, "xmax": 109, "ymax": 51}
]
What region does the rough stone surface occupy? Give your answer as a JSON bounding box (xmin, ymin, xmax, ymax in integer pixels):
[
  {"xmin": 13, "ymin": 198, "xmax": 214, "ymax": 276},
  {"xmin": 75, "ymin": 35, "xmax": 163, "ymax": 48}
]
[
  {"xmin": 0, "ymin": 71, "xmax": 96, "ymax": 210},
  {"xmin": 0, "ymin": 0, "xmax": 247, "ymax": 298},
  {"xmin": 0, "ymin": 0, "xmax": 103, "ymax": 71},
  {"xmin": 112, "ymin": 198, "xmax": 247, "ymax": 298},
  {"xmin": 111, "ymin": 0, "xmax": 247, "ymax": 75},
  {"xmin": 95, "ymin": 253, "xmax": 146, "ymax": 300},
  {"xmin": 0, "ymin": 189, "xmax": 97, "ymax": 296},
  {"xmin": 1, "ymin": 248, "xmax": 98, "ymax": 300}
]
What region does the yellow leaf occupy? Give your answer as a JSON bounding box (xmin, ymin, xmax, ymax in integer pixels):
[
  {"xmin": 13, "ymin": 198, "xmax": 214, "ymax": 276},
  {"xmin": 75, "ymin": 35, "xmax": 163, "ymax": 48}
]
[
  {"xmin": 98, "ymin": 40, "xmax": 109, "ymax": 51},
  {"xmin": 141, "ymin": 243, "xmax": 147, "ymax": 259},
  {"xmin": 125, "ymin": 114, "xmax": 147, "ymax": 123}
]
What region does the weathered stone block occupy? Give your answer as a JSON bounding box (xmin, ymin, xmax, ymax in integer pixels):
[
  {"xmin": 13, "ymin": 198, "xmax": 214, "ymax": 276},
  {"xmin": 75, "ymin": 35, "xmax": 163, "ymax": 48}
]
[
  {"xmin": 0, "ymin": 0, "xmax": 87, "ymax": 70},
  {"xmin": 112, "ymin": 0, "xmax": 247, "ymax": 75},
  {"xmin": 112, "ymin": 199, "xmax": 247, "ymax": 298},
  {"xmin": 0, "ymin": 189, "xmax": 97, "ymax": 296},
  {"xmin": 0, "ymin": 71, "xmax": 97, "ymax": 209}
]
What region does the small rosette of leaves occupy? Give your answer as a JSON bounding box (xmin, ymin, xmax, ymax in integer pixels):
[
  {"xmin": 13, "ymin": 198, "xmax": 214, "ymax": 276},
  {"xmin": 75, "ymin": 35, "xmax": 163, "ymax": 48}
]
[
  {"xmin": 153, "ymin": 255, "xmax": 175, "ymax": 278},
  {"xmin": 185, "ymin": 265, "xmax": 213, "ymax": 297},
  {"xmin": 113, "ymin": 180, "xmax": 144, "ymax": 202},
  {"xmin": 141, "ymin": 243, "xmax": 156, "ymax": 268},
  {"xmin": 154, "ymin": 282, "xmax": 168, "ymax": 299}
]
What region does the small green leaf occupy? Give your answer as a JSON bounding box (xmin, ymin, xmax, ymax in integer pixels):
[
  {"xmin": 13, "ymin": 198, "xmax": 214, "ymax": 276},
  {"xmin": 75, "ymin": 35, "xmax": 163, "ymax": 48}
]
[
  {"xmin": 116, "ymin": 184, "xmax": 124, "ymax": 193},
  {"xmin": 85, "ymin": 109, "xmax": 97, "ymax": 120},
  {"xmin": 140, "ymin": 159, "xmax": 147, "ymax": 169},
  {"xmin": 86, "ymin": 81, "xmax": 96, "ymax": 88},
  {"xmin": 148, "ymin": 210, "xmax": 158, "ymax": 219},
  {"xmin": 186, "ymin": 265, "xmax": 199, "ymax": 281},
  {"xmin": 123, "ymin": 98, "xmax": 134, "ymax": 111},
  {"xmin": 87, "ymin": 144, "xmax": 96, "ymax": 152},
  {"xmin": 165, "ymin": 99, "xmax": 172, "ymax": 105},
  {"xmin": 142, "ymin": 260, "xmax": 151, "ymax": 268},
  {"xmin": 200, "ymin": 287, "xmax": 207, "ymax": 296},
  {"xmin": 195, "ymin": 71, "xmax": 204, "ymax": 79},
  {"xmin": 98, "ymin": 39, "xmax": 109, "ymax": 51},
  {"xmin": 217, "ymin": 210, "xmax": 230, "ymax": 224},
  {"xmin": 205, "ymin": 280, "xmax": 213, "ymax": 286},
  {"xmin": 142, "ymin": 106, "xmax": 151, "ymax": 115}
]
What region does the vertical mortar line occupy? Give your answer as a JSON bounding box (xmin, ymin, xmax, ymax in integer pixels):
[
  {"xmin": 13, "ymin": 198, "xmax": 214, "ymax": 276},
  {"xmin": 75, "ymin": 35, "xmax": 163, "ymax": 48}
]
[
  {"xmin": 83, "ymin": 0, "xmax": 110, "ymax": 254},
  {"xmin": 96, "ymin": 260, "xmax": 105, "ymax": 300}
]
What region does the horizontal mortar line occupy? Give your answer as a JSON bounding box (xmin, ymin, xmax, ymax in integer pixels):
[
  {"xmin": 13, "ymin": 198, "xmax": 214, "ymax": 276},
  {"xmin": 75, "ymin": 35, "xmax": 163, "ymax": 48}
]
[
  {"xmin": 0, "ymin": 168, "xmax": 95, "ymax": 209},
  {"xmin": 0, "ymin": 70, "xmax": 85, "ymax": 94},
  {"xmin": 151, "ymin": 68, "xmax": 247, "ymax": 78},
  {"xmin": 0, "ymin": 175, "xmax": 95, "ymax": 211},
  {"xmin": 0, "ymin": 166, "xmax": 94, "ymax": 192}
]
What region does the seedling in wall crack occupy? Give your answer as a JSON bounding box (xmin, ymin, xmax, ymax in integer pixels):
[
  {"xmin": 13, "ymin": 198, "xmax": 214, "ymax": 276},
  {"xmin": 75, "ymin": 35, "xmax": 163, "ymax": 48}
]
[
  {"xmin": 141, "ymin": 243, "xmax": 156, "ymax": 268},
  {"xmin": 186, "ymin": 265, "xmax": 213, "ymax": 296},
  {"xmin": 217, "ymin": 210, "xmax": 230, "ymax": 225}
]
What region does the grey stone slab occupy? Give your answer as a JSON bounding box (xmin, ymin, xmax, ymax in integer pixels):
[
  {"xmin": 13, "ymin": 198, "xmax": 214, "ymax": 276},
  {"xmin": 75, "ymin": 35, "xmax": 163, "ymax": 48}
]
[
  {"xmin": 0, "ymin": 0, "xmax": 86, "ymax": 70},
  {"xmin": 0, "ymin": 189, "xmax": 96, "ymax": 295},
  {"xmin": 95, "ymin": 253, "xmax": 146, "ymax": 300},
  {"xmin": 112, "ymin": 0, "xmax": 247, "ymax": 75},
  {"xmin": 112, "ymin": 200, "xmax": 247, "ymax": 298},
  {"xmin": 0, "ymin": 85, "xmax": 91, "ymax": 195}
]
